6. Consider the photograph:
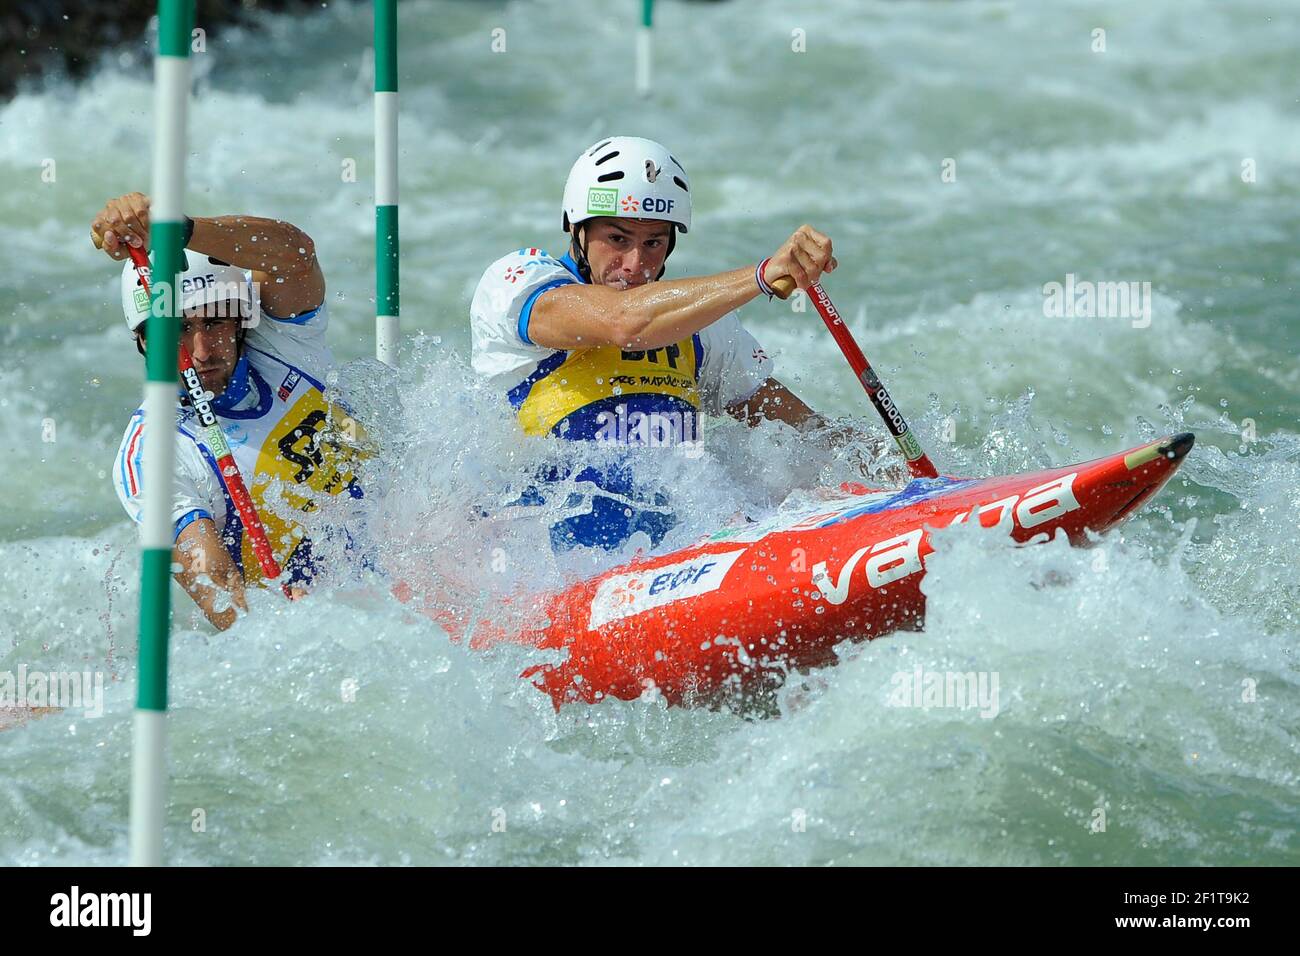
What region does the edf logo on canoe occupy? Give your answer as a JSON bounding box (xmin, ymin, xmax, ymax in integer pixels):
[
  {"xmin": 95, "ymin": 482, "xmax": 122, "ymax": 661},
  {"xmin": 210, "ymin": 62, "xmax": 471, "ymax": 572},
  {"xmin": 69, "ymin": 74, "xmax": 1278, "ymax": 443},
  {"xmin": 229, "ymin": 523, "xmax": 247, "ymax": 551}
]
[
  {"xmin": 648, "ymin": 560, "xmax": 716, "ymax": 596},
  {"xmin": 588, "ymin": 549, "xmax": 746, "ymax": 629}
]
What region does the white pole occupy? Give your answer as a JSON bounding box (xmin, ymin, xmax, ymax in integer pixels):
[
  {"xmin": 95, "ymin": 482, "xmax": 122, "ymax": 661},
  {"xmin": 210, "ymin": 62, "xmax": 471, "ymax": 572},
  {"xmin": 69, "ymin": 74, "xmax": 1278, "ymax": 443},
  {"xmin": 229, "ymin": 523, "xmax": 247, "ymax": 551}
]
[
  {"xmin": 636, "ymin": 0, "xmax": 654, "ymax": 96},
  {"xmin": 375, "ymin": 0, "xmax": 399, "ymax": 367},
  {"xmin": 130, "ymin": 0, "xmax": 193, "ymax": 867}
]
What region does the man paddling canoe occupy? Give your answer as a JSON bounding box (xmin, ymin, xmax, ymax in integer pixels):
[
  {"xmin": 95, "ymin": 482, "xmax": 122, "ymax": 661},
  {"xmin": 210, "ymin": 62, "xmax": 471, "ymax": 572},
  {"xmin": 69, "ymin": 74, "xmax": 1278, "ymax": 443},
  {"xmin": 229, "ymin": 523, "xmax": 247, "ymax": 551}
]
[
  {"xmin": 470, "ymin": 136, "xmax": 857, "ymax": 553},
  {"xmin": 94, "ymin": 192, "xmax": 370, "ymax": 629}
]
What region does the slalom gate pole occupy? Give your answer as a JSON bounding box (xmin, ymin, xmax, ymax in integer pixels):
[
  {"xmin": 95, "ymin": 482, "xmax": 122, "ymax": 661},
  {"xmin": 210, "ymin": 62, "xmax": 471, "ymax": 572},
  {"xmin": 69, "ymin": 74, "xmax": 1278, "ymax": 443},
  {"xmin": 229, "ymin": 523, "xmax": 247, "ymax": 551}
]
[
  {"xmin": 129, "ymin": 0, "xmax": 195, "ymax": 868},
  {"xmin": 375, "ymin": 0, "xmax": 399, "ymax": 366}
]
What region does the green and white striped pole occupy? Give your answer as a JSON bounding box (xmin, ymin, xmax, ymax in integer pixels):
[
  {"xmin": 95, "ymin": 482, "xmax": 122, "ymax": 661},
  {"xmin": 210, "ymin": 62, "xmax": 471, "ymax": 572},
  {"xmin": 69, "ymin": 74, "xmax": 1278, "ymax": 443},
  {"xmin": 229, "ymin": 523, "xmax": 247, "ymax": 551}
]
[
  {"xmin": 130, "ymin": 0, "xmax": 193, "ymax": 867},
  {"xmin": 375, "ymin": 0, "xmax": 399, "ymax": 367},
  {"xmin": 637, "ymin": 0, "xmax": 654, "ymax": 96}
]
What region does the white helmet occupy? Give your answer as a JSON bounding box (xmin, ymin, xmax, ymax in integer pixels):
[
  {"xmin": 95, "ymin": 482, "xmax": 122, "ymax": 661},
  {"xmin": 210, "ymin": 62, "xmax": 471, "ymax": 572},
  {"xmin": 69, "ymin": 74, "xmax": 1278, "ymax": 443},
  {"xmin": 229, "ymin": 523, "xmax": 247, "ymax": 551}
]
[
  {"xmin": 120, "ymin": 249, "xmax": 256, "ymax": 333},
  {"xmin": 562, "ymin": 136, "xmax": 691, "ymax": 235}
]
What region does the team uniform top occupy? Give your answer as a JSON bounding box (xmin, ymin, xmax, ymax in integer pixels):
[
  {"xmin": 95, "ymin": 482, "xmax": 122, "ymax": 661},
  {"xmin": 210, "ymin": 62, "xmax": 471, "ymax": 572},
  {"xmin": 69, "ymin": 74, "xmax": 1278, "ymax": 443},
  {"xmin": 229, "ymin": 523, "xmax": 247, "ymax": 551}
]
[
  {"xmin": 471, "ymin": 248, "xmax": 773, "ymax": 439},
  {"xmin": 469, "ymin": 248, "xmax": 774, "ymax": 550},
  {"xmin": 112, "ymin": 300, "xmax": 368, "ymax": 585}
]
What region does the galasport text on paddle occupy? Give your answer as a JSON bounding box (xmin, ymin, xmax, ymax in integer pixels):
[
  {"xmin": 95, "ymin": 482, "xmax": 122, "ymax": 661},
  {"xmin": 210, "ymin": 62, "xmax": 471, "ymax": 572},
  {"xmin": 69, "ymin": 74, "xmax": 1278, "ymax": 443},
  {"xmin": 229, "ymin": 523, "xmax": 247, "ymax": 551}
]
[
  {"xmin": 127, "ymin": 244, "xmax": 292, "ymax": 596},
  {"xmin": 770, "ymin": 276, "xmax": 939, "ymax": 479}
]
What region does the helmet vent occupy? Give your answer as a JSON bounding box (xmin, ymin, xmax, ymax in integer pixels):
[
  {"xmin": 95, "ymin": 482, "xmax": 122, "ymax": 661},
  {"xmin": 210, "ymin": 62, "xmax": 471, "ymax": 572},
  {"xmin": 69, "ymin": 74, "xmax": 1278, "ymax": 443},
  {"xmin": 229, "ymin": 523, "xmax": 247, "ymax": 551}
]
[
  {"xmin": 588, "ymin": 139, "xmax": 613, "ymax": 156},
  {"xmin": 673, "ymin": 176, "xmax": 689, "ymax": 192},
  {"xmin": 596, "ymin": 171, "xmax": 625, "ymax": 182},
  {"xmin": 594, "ymin": 149, "xmax": 620, "ymax": 166},
  {"xmin": 208, "ymin": 256, "xmax": 233, "ymax": 267},
  {"xmin": 669, "ymin": 155, "xmax": 686, "ymax": 174}
]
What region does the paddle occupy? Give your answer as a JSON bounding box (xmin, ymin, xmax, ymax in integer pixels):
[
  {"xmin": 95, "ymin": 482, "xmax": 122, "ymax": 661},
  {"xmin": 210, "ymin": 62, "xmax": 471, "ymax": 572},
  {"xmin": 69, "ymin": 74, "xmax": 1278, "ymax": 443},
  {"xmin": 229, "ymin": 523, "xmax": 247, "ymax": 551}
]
[
  {"xmin": 769, "ymin": 276, "xmax": 939, "ymax": 480},
  {"xmin": 127, "ymin": 245, "xmax": 292, "ymax": 595}
]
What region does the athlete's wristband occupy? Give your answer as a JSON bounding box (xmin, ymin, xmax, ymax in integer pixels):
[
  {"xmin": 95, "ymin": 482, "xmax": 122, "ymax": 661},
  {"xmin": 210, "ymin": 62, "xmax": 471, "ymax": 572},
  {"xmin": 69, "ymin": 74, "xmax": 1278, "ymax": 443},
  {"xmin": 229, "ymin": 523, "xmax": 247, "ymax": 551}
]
[
  {"xmin": 756, "ymin": 257, "xmax": 775, "ymax": 300},
  {"xmin": 182, "ymin": 215, "xmax": 195, "ymax": 247}
]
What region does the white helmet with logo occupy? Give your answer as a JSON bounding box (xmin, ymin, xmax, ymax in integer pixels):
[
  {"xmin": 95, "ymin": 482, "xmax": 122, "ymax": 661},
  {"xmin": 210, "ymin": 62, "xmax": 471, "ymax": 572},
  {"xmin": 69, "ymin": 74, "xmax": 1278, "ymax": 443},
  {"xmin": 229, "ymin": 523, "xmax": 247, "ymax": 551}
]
[
  {"xmin": 120, "ymin": 249, "xmax": 256, "ymax": 333},
  {"xmin": 562, "ymin": 136, "xmax": 691, "ymax": 235}
]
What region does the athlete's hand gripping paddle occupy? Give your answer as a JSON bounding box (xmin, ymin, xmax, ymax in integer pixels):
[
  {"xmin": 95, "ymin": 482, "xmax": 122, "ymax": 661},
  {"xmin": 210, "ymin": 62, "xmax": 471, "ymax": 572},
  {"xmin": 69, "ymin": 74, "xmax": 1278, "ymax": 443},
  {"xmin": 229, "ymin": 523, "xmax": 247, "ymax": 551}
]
[
  {"xmin": 127, "ymin": 245, "xmax": 293, "ymax": 596},
  {"xmin": 770, "ymin": 276, "xmax": 939, "ymax": 480}
]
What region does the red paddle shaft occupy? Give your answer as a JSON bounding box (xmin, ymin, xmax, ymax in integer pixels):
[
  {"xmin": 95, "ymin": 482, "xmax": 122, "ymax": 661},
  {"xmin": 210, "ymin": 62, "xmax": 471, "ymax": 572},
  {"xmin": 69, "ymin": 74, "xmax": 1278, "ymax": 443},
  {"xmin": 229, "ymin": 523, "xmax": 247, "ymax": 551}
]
[{"xmin": 772, "ymin": 276, "xmax": 938, "ymax": 479}]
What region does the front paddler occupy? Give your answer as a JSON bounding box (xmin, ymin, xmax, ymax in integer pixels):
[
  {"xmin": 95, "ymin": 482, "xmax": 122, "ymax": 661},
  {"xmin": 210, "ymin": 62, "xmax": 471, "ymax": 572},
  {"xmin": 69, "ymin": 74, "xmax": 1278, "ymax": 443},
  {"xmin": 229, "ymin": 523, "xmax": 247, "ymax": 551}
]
[
  {"xmin": 94, "ymin": 192, "xmax": 370, "ymax": 629},
  {"xmin": 470, "ymin": 136, "xmax": 861, "ymax": 553}
]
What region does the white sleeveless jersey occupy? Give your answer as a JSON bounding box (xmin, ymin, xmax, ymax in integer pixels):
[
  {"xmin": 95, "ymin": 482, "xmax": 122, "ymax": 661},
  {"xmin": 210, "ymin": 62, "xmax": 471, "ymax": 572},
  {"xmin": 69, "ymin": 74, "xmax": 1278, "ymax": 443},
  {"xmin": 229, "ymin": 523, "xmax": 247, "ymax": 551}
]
[{"xmin": 112, "ymin": 303, "xmax": 369, "ymax": 585}]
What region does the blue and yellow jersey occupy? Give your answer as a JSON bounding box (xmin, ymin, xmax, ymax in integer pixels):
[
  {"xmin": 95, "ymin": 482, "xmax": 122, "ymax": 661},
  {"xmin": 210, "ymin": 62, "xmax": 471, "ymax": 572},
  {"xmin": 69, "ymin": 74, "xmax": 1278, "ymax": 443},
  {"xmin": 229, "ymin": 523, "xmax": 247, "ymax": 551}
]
[
  {"xmin": 470, "ymin": 249, "xmax": 773, "ymax": 444},
  {"xmin": 469, "ymin": 247, "xmax": 775, "ymax": 550}
]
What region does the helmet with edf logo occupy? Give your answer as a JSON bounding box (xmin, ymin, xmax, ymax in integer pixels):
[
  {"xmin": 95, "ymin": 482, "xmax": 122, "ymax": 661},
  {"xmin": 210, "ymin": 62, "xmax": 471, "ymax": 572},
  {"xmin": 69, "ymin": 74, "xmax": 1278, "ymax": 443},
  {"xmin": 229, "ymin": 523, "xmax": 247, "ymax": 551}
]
[
  {"xmin": 562, "ymin": 136, "xmax": 691, "ymax": 235},
  {"xmin": 120, "ymin": 249, "xmax": 256, "ymax": 333}
]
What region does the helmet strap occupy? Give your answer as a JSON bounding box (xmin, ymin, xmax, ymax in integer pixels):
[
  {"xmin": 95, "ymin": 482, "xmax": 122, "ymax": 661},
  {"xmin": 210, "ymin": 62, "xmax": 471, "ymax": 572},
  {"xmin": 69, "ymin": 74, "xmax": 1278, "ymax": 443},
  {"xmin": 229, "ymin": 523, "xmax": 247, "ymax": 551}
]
[
  {"xmin": 656, "ymin": 228, "xmax": 678, "ymax": 280},
  {"xmin": 570, "ymin": 223, "xmax": 594, "ymax": 284}
]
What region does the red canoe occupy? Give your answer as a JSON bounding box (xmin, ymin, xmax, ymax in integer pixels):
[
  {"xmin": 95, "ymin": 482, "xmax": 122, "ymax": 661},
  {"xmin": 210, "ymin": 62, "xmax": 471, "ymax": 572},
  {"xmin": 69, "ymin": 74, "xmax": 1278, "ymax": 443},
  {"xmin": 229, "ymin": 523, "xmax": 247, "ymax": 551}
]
[{"xmin": 468, "ymin": 433, "xmax": 1194, "ymax": 708}]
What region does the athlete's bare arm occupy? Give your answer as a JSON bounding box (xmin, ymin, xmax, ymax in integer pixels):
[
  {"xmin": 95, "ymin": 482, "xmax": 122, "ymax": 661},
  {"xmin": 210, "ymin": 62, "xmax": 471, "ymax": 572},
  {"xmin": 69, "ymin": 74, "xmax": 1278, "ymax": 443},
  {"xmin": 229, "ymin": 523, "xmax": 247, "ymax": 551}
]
[
  {"xmin": 529, "ymin": 267, "xmax": 761, "ymax": 351},
  {"xmin": 173, "ymin": 518, "xmax": 248, "ymax": 631},
  {"xmin": 726, "ymin": 378, "xmax": 821, "ymax": 430},
  {"xmin": 189, "ymin": 216, "xmax": 324, "ymax": 319},
  {"xmin": 529, "ymin": 225, "xmax": 838, "ymax": 352},
  {"xmin": 90, "ymin": 192, "xmax": 325, "ymax": 319},
  {"xmin": 729, "ymin": 378, "xmax": 890, "ymax": 472}
]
